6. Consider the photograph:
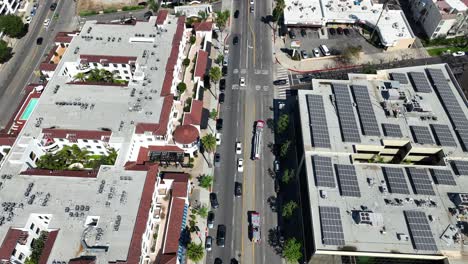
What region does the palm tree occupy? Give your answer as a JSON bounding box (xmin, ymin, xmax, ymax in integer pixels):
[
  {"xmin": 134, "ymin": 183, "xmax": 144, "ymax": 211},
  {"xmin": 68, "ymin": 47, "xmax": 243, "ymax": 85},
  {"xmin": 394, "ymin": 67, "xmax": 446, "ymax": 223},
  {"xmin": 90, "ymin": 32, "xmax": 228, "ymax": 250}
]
[
  {"xmin": 88, "ymin": 69, "xmax": 102, "ymax": 82},
  {"xmin": 201, "ymin": 134, "xmax": 217, "ymax": 153},
  {"xmin": 74, "ymin": 72, "xmax": 86, "ymax": 82},
  {"xmin": 186, "ymin": 243, "xmax": 204, "ymax": 262},
  {"xmin": 209, "ymin": 67, "xmax": 222, "ymax": 98},
  {"xmin": 99, "ymin": 68, "xmax": 115, "ymax": 83}
]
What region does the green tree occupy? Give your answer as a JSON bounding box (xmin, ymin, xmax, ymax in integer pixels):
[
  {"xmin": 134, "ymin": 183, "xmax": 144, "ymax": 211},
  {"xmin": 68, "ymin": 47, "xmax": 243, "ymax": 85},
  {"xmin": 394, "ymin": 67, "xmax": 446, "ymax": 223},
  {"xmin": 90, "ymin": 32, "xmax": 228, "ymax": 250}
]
[
  {"xmin": 183, "ymin": 58, "xmax": 190, "ymax": 67},
  {"xmin": 280, "ymin": 140, "xmax": 291, "ymax": 157},
  {"xmin": 198, "ymin": 11, "xmax": 208, "ymax": 21},
  {"xmin": 148, "ymin": 0, "xmax": 159, "ymax": 12},
  {"xmin": 282, "ymin": 168, "xmax": 294, "ymax": 184},
  {"xmin": 209, "ymin": 109, "xmax": 218, "ymax": 120},
  {"xmin": 272, "ymin": 0, "xmax": 286, "ymax": 23},
  {"xmin": 74, "ymin": 72, "xmax": 86, "ymax": 82},
  {"xmin": 277, "ymin": 114, "xmax": 289, "ymax": 134},
  {"xmin": 209, "ymin": 67, "xmax": 222, "ymax": 83},
  {"xmin": 186, "ymin": 242, "xmax": 204, "ymax": 262},
  {"xmin": 177, "ymin": 82, "xmax": 187, "ymax": 94},
  {"xmin": 215, "ymin": 54, "xmax": 224, "ymax": 65},
  {"xmin": 196, "ymin": 205, "xmax": 209, "ymax": 218},
  {"xmin": 201, "ymin": 134, "xmax": 217, "ymax": 153},
  {"xmin": 341, "ymin": 45, "xmax": 363, "ymax": 63},
  {"xmin": 199, "ymin": 175, "xmax": 213, "ymax": 189},
  {"xmin": 283, "ymin": 237, "xmax": 302, "ymax": 263},
  {"xmin": 0, "ymin": 15, "xmax": 26, "ymax": 38},
  {"xmin": 282, "ymin": 201, "xmax": 298, "ymax": 218},
  {"xmin": 0, "ymin": 40, "xmax": 12, "ymax": 63},
  {"xmin": 190, "ymin": 35, "xmax": 196, "ymax": 45},
  {"xmin": 215, "ymin": 10, "xmax": 230, "ymax": 30},
  {"xmin": 28, "ymin": 231, "xmax": 47, "ymax": 263}
]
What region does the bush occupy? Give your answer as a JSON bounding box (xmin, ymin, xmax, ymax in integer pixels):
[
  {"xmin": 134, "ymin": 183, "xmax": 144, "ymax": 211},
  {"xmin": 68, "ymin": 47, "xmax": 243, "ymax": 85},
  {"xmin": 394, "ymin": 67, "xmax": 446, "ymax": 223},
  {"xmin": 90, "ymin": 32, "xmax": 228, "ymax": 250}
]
[
  {"xmin": 199, "ymin": 175, "xmax": 213, "ymax": 189},
  {"xmin": 0, "ymin": 40, "xmax": 12, "ymax": 63},
  {"xmin": 103, "ymin": 8, "xmax": 117, "ymax": 14},
  {"xmin": 183, "ymin": 58, "xmax": 190, "ymax": 66},
  {"xmin": 122, "ymin": 5, "xmax": 145, "ymax": 11},
  {"xmin": 79, "ymin": 10, "xmax": 98, "ymax": 16},
  {"xmin": 177, "ymin": 82, "xmax": 187, "ymax": 94},
  {"xmin": 190, "ymin": 35, "xmax": 196, "ymax": 45}
]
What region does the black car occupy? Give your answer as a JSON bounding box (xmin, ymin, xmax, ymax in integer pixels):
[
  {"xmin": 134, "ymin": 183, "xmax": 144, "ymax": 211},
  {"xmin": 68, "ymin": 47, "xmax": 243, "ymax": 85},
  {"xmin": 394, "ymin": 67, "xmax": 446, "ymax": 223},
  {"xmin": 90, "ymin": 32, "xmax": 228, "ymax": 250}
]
[
  {"xmin": 222, "ymin": 66, "xmax": 228, "ymax": 76},
  {"xmin": 215, "ymin": 258, "xmax": 223, "ymax": 264},
  {"xmin": 234, "ymin": 182, "xmax": 242, "ymax": 197},
  {"xmin": 273, "ymin": 79, "xmax": 287, "ymax": 85},
  {"xmin": 217, "ymin": 225, "xmax": 226, "ymax": 247},
  {"xmin": 230, "ymin": 259, "xmax": 239, "ymax": 264},
  {"xmin": 50, "ymin": 2, "xmax": 57, "ymax": 11},
  {"xmin": 300, "ymin": 29, "xmax": 306, "ymax": 37},
  {"xmin": 219, "ymin": 93, "xmax": 225, "ymax": 104},
  {"xmin": 207, "ymin": 211, "xmax": 215, "ymax": 228},
  {"xmin": 234, "ymin": 10, "xmax": 239, "ymax": 18},
  {"xmin": 288, "ymin": 30, "xmax": 296, "ymax": 39},
  {"xmin": 233, "ymin": 36, "xmax": 239, "ymax": 45},
  {"xmin": 220, "ymin": 79, "xmax": 226, "ymax": 92},
  {"xmin": 216, "ymin": 118, "xmax": 223, "ymax": 130},
  {"xmin": 36, "ymin": 37, "xmax": 43, "ymax": 45},
  {"xmin": 328, "ymin": 28, "xmax": 336, "ymax": 35},
  {"xmin": 214, "ymin": 153, "xmax": 221, "ymax": 167},
  {"xmin": 337, "ymin": 27, "xmax": 344, "ymax": 35},
  {"xmin": 344, "ymin": 28, "xmax": 351, "ymax": 35},
  {"xmin": 210, "ymin": 193, "xmax": 219, "ymax": 209},
  {"xmin": 144, "ymin": 11, "xmax": 153, "ymax": 20}
]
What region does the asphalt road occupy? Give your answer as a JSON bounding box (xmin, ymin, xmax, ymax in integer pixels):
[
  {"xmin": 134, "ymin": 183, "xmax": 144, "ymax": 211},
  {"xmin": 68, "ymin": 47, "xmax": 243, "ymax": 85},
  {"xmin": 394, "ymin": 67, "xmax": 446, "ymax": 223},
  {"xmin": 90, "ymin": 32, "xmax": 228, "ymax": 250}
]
[
  {"xmin": 0, "ymin": 0, "xmax": 78, "ymax": 129},
  {"xmin": 207, "ymin": 0, "xmax": 281, "ymax": 263}
]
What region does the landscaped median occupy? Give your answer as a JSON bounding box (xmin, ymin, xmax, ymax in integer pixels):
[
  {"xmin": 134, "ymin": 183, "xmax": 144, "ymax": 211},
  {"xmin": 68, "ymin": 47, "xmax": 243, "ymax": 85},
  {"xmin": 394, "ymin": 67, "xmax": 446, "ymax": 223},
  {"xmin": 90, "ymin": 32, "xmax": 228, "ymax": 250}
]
[
  {"xmin": 79, "ymin": 5, "xmax": 145, "ymax": 17},
  {"xmin": 426, "ymin": 46, "xmax": 468, "ymax": 57}
]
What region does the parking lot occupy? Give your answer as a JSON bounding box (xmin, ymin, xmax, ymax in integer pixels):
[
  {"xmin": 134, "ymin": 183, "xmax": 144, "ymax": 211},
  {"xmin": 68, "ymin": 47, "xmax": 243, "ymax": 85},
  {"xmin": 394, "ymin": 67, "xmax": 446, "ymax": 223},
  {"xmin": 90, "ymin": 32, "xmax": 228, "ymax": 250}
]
[{"xmin": 286, "ymin": 27, "xmax": 382, "ymax": 58}]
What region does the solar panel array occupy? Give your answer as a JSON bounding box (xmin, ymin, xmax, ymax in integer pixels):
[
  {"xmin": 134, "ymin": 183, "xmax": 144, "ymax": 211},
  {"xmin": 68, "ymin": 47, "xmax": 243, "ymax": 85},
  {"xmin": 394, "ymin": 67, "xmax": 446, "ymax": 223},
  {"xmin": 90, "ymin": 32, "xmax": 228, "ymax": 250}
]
[
  {"xmin": 452, "ymin": 160, "xmax": 468, "ymax": 176},
  {"xmin": 335, "ymin": 164, "xmax": 361, "ymax": 197},
  {"xmin": 408, "ymin": 72, "xmax": 432, "ymax": 93},
  {"xmin": 319, "ymin": 206, "xmax": 345, "ymax": 246},
  {"xmin": 306, "ymin": 95, "xmax": 331, "ymax": 148},
  {"xmin": 382, "ymin": 123, "xmax": 403, "ymax": 137},
  {"xmin": 390, "ymin": 72, "xmax": 409, "ymax": 84},
  {"xmin": 351, "ymin": 85, "xmax": 381, "ymax": 136},
  {"xmin": 332, "ymin": 83, "xmax": 361, "ymax": 143},
  {"xmin": 404, "ymin": 211, "xmax": 438, "ymax": 251},
  {"xmin": 427, "ymin": 68, "xmax": 468, "ymax": 150},
  {"xmin": 430, "ymin": 124, "xmax": 457, "ymax": 147},
  {"xmin": 382, "ymin": 167, "xmax": 410, "ymax": 194},
  {"xmin": 406, "ymin": 168, "xmax": 435, "ymax": 195},
  {"xmin": 410, "ymin": 126, "xmax": 435, "ymax": 145},
  {"xmin": 312, "ymin": 156, "xmax": 336, "ymax": 187},
  {"xmin": 430, "ymin": 169, "xmax": 456, "ymax": 185}
]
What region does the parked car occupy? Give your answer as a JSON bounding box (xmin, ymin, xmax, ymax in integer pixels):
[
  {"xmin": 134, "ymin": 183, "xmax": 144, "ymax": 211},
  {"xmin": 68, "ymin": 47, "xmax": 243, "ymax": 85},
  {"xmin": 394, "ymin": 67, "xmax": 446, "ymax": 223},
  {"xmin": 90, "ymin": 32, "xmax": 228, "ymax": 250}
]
[
  {"xmin": 219, "ymin": 93, "xmax": 225, "ymax": 104},
  {"xmin": 205, "ymin": 236, "xmax": 213, "ymax": 251},
  {"xmin": 274, "ymin": 160, "xmax": 280, "ymax": 173},
  {"xmin": 217, "ymin": 225, "xmax": 226, "ymax": 247},
  {"xmin": 237, "ymin": 158, "xmax": 244, "ymax": 172},
  {"xmin": 313, "ymin": 48, "xmax": 320, "ymax": 57},
  {"xmin": 236, "ymin": 141, "xmax": 242, "ymax": 155},
  {"xmin": 288, "ymin": 30, "xmax": 296, "ymax": 39},
  {"xmin": 234, "ymin": 10, "xmax": 239, "ymax": 18},
  {"xmin": 25, "ymin": 16, "xmax": 32, "ymax": 24},
  {"xmin": 233, "ymin": 36, "xmax": 239, "ymax": 45},
  {"xmin": 207, "ymin": 211, "xmax": 215, "ymax": 228},
  {"xmin": 240, "ymin": 77, "xmax": 246, "ymax": 87},
  {"xmin": 273, "ymin": 79, "xmax": 287, "ymax": 85},
  {"xmin": 250, "ymin": 0, "xmax": 254, "ymax": 4},
  {"xmin": 235, "ymin": 182, "xmax": 242, "ymax": 197},
  {"xmin": 210, "ymin": 193, "xmax": 219, "ymax": 209},
  {"xmin": 274, "ymin": 178, "xmax": 280, "ymax": 193},
  {"xmin": 452, "ymin": 51, "xmax": 466, "ymax": 57},
  {"xmin": 300, "ymin": 28, "xmax": 306, "ymax": 37},
  {"xmin": 337, "ymin": 27, "xmax": 344, "ymax": 35},
  {"xmin": 220, "ymin": 79, "xmax": 226, "ymax": 92},
  {"xmin": 214, "ymin": 153, "xmax": 221, "ymax": 167},
  {"xmin": 222, "ymin": 66, "xmax": 228, "ymax": 76},
  {"xmin": 344, "ymin": 28, "xmax": 351, "ymax": 35},
  {"xmin": 328, "ymin": 28, "xmax": 336, "ymax": 35},
  {"xmin": 216, "ymin": 133, "xmax": 222, "ymax": 145},
  {"xmin": 215, "ymin": 258, "xmax": 223, "ymax": 264},
  {"xmin": 50, "ymin": 2, "xmax": 57, "ymax": 11},
  {"xmin": 30, "ymin": 9, "xmax": 36, "ymax": 16},
  {"xmin": 301, "ymin": 50, "xmax": 309, "ymax": 59},
  {"xmin": 36, "ymin": 37, "xmax": 43, "ymax": 45},
  {"xmin": 216, "ymin": 119, "xmax": 223, "ymax": 130},
  {"xmin": 144, "ymin": 11, "xmax": 153, "ymax": 20},
  {"xmin": 250, "ymin": 6, "xmax": 254, "ymax": 13}
]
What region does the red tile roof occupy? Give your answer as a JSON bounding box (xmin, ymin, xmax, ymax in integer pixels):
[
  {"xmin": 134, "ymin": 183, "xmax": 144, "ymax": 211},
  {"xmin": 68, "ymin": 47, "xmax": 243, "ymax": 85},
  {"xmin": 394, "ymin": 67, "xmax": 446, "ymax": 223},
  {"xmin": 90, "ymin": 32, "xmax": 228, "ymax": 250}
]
[
  {"xmin": 166, "ymin": 45, "xmax": 180, "ymax": 71},
  {"xmin": 177, "ymin": 16, "xmax": 186, "ymax": 25},
  {"xmin": 69, "ymin": 257, "xmax": 96, "ymax": 264},
  {"xmin": 54, "ymin": 35, "xmax": 73, "ymax": 43},
  {"xmin": 161, "ymin": 71, "xmax": 174, "ymax": 96},
  {"xmin": 135, "ymin": 95, "xmax": 174, "ymax": 136},
  {"xmin": 162, "ymin": 198, "xmax": 186, "ymax": 254},
  {"xmin": 183, "ymin": 100, "xmax": 204, "ymax": 126},
  {"xmin": 173, "ymin": 125, "xmax": 199, "ymax": 144},
  {"xmin": 172, "ymin": 182, "xmax": 188, "ymax": 198},
  {"xmin": 38, "ymin": 230, "xmax": 59, "ymax": 264},
  {"xmin": 162, "ymin": 172, "xmax": 189, "ymax": 183},
  {"xmin": 0, "ymin": 136, "xmax": 16, "ymax": 146},
  {"xmin": 156, "ymin": 10, "xmax": 169, "ymax": 25},
  {"xmin": 158, "ymin": 254, "xmax": 177, "ymax": 264},
  {"xmin": 193, "ymin": 21, "xmax": 213, "ymax": 32},
  {"xmin": 194, "ymin": 50, "xmax": 208, "ymax": 78},
  {"xmin": 20, "ymin": 169, "xmax": 98, "ymax": 178},
  {"xmin": 0, "ymin": 228, "xmax": 23, "ymax": 260},
  {"xmin": 172, "ymin": 22, "xmax": 185, "ymax": 45},
  {"xmin": 80, "ymin": 55, "xmax": 137, "ymax": 64},
  {"xmin": 149, "ymin": 145, "xmax": 184, "ymax": 152},
  {"xmin": 42, "ymin": 129, "xmax": 112, "ymax": 140},
  {"xmin": 39, "ymin": 62, "xmax": 58, "ymax": 72}
]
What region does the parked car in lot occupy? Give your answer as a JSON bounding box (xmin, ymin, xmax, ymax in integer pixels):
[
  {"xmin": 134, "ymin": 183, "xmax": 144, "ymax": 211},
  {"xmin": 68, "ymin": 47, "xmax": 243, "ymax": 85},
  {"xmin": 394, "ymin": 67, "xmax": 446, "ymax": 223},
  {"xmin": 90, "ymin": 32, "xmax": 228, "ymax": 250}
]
[
  {"xmin": 219, "ymin": 93, "xmax": 225, "ymax": 104},
  {"xmin": 452, "ymin": 51, "xmax": 466, "ymax": 57},
  {"xmin": 301, "ymin": 50, "xmax": 309, "ymax": 59},
  {"xmin": 207, "ymin": 211, "xmax": 215, "ymax": 228},
  {"xmin": 217, "ymin": 225, "xmax": 226, "ymax": 247},
  {"xmin": 337, "ymin": 27, "xmax": 344, "ymax": 35},
  {"xmin": 235, "ymin": 182, "xmax": 242, "ymax": 197},
  {"xmin": 273, "ymin": 79, "xmax": 287, "ymax": 85},
  {"xmin": 237, "ymin": 158, "xmax": 244, "ymax": 172},
  {"xmin": 301, "ymin": 28, "xmax": 306, "ymax": 37},
  {"xmin": 205, "ymin": 236, "xmax": 213, "ymax": 251},
  {"xmin": 214, "ymin": 153, "xmax": 221, "ymax": 167},
  {"xmin": 320, "ymin": 44, "xmax": 331, "ymax": 56},
  {"xmin": 210, "ymin": 193, "xmax": 219, "ymax": 209},
  {"xmin": 288, "ymin": 30, "xmax": 296, "ymax": 39},
  {"xmin": 220, "ymin": 79, "xmax": 226, "ymax": 92},
  {"xmin": 328, "ymin": 28, "xmax": 336, "ymax": 35},
  {"xmin": 236, "ymin": 141, "xmax": 242, "ymax": 154},
  {"xmin": 313, "ymin": 48, "xmax": 320, "ymax": 57}
]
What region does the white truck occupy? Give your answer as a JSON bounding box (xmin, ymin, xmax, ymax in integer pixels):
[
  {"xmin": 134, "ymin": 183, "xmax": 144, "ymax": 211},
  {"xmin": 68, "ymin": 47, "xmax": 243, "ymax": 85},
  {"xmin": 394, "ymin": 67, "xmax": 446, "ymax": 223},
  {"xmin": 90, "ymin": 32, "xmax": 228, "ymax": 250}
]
[
  {"xmin": 252, "ymin": 120, "xmax": 265, "ymax": 160},
  {"xmin": 250, "ymin": 211, "xmax": 261, "ymax": 243}
]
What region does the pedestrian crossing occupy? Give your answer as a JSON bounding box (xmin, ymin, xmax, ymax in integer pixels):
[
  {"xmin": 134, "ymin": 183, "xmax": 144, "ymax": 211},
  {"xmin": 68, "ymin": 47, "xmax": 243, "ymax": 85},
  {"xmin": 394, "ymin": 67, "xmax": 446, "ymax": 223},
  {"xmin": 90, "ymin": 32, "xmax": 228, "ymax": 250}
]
[{"xmin": 274, "ymin": 66, "xmax": 291, "ymax": 99}]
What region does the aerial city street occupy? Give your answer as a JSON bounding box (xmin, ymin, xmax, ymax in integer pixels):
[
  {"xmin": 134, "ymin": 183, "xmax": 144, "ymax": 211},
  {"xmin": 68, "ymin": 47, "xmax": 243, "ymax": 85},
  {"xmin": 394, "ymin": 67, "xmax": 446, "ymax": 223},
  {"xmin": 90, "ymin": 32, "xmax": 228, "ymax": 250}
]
[{"xmin": 0, "ymin": 0, "xmax": 467, "ymax": 264}]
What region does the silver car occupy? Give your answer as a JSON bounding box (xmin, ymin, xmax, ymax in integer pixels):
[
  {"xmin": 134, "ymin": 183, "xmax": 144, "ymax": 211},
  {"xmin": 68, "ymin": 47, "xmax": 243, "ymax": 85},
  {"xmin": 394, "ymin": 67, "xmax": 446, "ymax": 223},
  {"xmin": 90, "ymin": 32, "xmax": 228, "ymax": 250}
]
[{"xmin": 205, "ymin": 236, "xmax": 213, "ymax": 251}]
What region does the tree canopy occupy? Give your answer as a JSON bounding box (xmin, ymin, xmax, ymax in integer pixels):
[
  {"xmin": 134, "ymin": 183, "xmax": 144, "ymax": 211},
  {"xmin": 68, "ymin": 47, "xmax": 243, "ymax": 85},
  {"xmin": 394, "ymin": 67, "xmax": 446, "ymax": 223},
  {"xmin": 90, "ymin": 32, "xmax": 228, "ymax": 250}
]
[
  {"xmin": 186, "ymin": 242, "xmax": 204, "ymax": 262},
  {"xmin": 0, "ymin": 40, "xmax": 12, "ymax": 63},
  {"xmin": 280, "ymin": 140, "xmax": 291, "ymax": 157},
  {"xmin": 283, "ymin": 237, "xmax": 302, "ymax": 263},
  {"xmin": 199, "ymin": 175, "xmax": 213, "ymax": 189},
  {"xmin": 215, "ymin": 10, "xmax": 230, "ymax": 30},
  {"xmin": 177, "ymin": 82, "xmax": 187, "ymax": 94},
  {"xmin": 282, "ymin": 200, "xmax": 298, "ymax": 218},
  {"xmin": 282, "ymin": 168, "xmax": 294, "ymax": 184},
  {"xmin": 201, "ymin": 134, "xmax": 217, "ymax": 153},
  {"xmin": 0, "ymin": 15, "xmax": 27, "ymax": 38},
  {"xmin": 209, "ymin": 67, "xmax": 222, "ymax": 83},
  {"xmin": 277, "ymin": 114, "xmax": 289, "ymax": 134}
]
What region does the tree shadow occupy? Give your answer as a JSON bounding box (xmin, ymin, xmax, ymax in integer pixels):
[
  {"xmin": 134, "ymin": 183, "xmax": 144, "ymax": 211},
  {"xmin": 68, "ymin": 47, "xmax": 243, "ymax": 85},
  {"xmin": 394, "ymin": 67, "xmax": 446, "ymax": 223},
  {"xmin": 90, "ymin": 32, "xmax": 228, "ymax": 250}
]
[
  {"xmin": 267, "ymin": 195, "xmax": 277, "ymax": 212},
  {"xmin": 267, "ymin": 227, "xmax": 283, "ymax": 255}
]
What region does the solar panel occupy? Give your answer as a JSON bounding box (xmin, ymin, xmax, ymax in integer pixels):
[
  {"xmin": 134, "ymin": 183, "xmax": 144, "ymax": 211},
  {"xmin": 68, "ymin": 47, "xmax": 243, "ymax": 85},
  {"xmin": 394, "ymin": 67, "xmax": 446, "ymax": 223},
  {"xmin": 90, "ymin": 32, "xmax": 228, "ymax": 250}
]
[
  {"xmin": 335, "ymin": 164, "xmax": 361, "ymax": 197},
  {"xmin": 382, "ymin": 123, "xmax": 402, "ymax": 137},
  {"xmin": 390, "ymin": 72, "xmax": 409, "ymax": 84},
  {"xmin": 319, "ymin": 206, "xmax": 345, "ymax": 246},
  {"xmin": 406, "ymin": 168, "xmax": 435, "ymax": 195},
  {"xmin": 404, "ymin": 211, "xmax": 438, "ymax": 251},
  {"xmin": 306, "ymin": 95, "xmax": 331, "ymax": 148},
  {"xmin": 452, "ymin": 160, "xmax": 468, "ymax": 176},
  {"xmin": 332, "ymin": 83, "xmax": 361, "ymax": 143},
  {"xmin": 430, "ymin": 124, "xmax": 457, "ymax": 147},
  {"xmin": 312, "ymin": 156, "xmax": 336, "ymax": 188},
  {"xmin": 408, "ymin": 72, "xmax": 432, "ymax": 93},
  {"xmin": 351, "ymin": 85, "xmax": 381, "ymax": 136},
  {"xmin": 430, "ymin": 169, "xmax": 456, "ymax": 185},
  {"xmin": 410, "ymin": 126, "xmax": 435, "ymax": 145},
  {"xmin": 382, "ymin": 167, "xmax": 410, "ymax": 194},
  {"xmin": 426, "ymin": 68, "xmax": 468, "ymax": 150}
]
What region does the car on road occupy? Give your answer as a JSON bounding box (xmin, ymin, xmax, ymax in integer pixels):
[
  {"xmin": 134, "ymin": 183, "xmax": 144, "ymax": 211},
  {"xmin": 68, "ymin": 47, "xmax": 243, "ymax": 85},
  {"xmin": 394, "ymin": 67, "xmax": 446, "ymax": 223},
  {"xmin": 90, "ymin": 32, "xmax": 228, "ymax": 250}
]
[
  {"xmin": 205, "ymin": 236, "xmax": 213, "ymax": 251},
  {"xmin": 43, "ymin": 19, "xmax": 51, "ymax": 28},
  {"xmin": 250, "ymin": 0, "xmax": 254, "ymax": 4},
  {"xmin": 288, "ymin": 30, "xmax": 296, "ymax": 39},
  {"xmin": 301, "ymin": 50, "xmax": 309, "ymax": 59},
  {"xmin": 30, "ymin": 9, "xmax": 36, "ymax": 16},
  {"xmin": 220, "ymin": 79, "xmax": 226, "ymax": 92},
  {"xmin": 224, "ymin": 45, "xmax": 229, "ymax": 54},
  {"xmin": 233, "ymin": 36, "xmax": 239, "ymax": 45},
  {"xmin": 210, "ymin": 193, "xmax": 219, "ymax": 209},
  {"xmin": 313, "ymin": 48, "xmax": 320, "ymax": 57},
  {"xmin": 250, "ymin": 6, "xmax": 254, "ymax": 13},
  {"xmin": 234, "ymin": 10, "xmax": 239, "ymax": 18},
  {"xmin": 50, "ymin": 3, "xmax": 57, "ymax": 11},
  {"xmin": 239, "ymin": 77, "xmax": 246, "ymax": 86},
  {"xmin": 222, "ymin": 66, "xmax": 228, "ymax": 76},
  {"xmin": 214, "ymin": 153, "xmax": 221, "ymax": 167},
  {"xmin": 235, "ymin": 182, "xmax": 242, "ymax": 197},
  {"xmin": 223, "ymin": 57, "xmax": 228, "ymax": 66},
  {"xmin": 328, "ymin": 28, "xmax": 336, "ymax": 35},
  {"xmin": 344, "ymin": 28, "xmax": 351, "ymax": 35},
  {"xmin": 217, "ymin": 225, "xmax": 226, "ymax": 247},
  {"xmin": 237, "ymin": 158, "xmax": 244, "ymax": 172},
  {"xmin": 216, "ymin": 133, "xmax": 222, "ymax": 145},
  {"xmin": 25, "ymin": 16, "xmax": 32, "ymax": 24},
  {"xmin": 219, "ymin": 92, "xmax": 225, "ymax": 104},
  {"xmin": 36, "ymin": 37, "xmax": 43, "ymax": 45},
  {"xmin": 274, "ymin": 160, "xmax": 280, "ymax": 173},
  {"xmin": 230, "ymin": 258, "xmax": 239, "ymax": 264},
  {"xmin": 452, "ymin": 51, "xmax": 466, "ymax": 57},
  {"xmin": 207, "ymin": 211, "xmax": 215, "ymax": 228},
  {"xmin": 337, "ymin": 27, "xmax": 344, "ymax": 35},
  {"xmin": 215, "ymin": 258, "xmax": 223, "ymax": 264},
  {"xmin": 301, "ymin": 28, "xmax": 306, "ymax": 37},
  {"xmin": 216, "ymin": 118, "xmax": 223, "ymax": 130},
  {"xmin": 236, "ymin": 141, "xmax": 242, "ymax": 154},
  {"xmin": 273, "ymin": 79, "xmax": 287, "ymax": 85}
]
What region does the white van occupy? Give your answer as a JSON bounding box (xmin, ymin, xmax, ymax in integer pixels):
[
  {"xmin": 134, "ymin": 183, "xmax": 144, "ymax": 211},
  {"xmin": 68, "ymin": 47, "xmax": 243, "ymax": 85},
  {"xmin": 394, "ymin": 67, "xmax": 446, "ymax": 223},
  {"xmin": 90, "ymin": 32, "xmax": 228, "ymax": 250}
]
[{"xmin": 320, "ymin": 44, "xmax": 330, "ymax": 56}]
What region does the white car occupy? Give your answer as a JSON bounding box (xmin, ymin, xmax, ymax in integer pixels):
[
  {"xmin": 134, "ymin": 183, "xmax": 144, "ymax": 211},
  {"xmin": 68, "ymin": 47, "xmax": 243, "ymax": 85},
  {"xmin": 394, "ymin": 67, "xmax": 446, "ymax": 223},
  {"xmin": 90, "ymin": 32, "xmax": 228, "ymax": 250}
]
[
  {"xmin": 313, "ymin": 48, "xmax": 320, "ymax": 57},
  {"xmin": 235, "ymin": 141, "xmax": 242, "ymax": 155},
  {"xmin": 452, "ymin": 51, "xmax": 466, "ymax": 57},
  {"xmin": 25, "ymin": 16, "xmax": 32, "ymax": 24},
  {"xmin": 237, "ymin": 158, "xmax": 244, "ymax": 172},
  {"xmin": 240, "ymin": 77, "xmax": 245, "ymax": 87},
  {"xmin": 250, "ymin": 0, "xmax": 254, "ymax": 4},
  {"xmin": 216, "ymin": 133, "xmax": 222, "ymax": 145},
  {"xmin": 43, "ymin": 18, "xmax": 50, "ymax": 27}
]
